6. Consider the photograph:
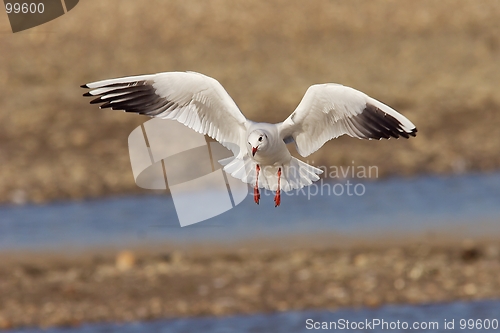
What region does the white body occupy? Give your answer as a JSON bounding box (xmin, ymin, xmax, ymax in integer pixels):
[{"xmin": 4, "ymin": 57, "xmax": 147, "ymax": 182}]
[{"xmin": 83, "ymin": 71, "xmax": 417, "ymax": 192}]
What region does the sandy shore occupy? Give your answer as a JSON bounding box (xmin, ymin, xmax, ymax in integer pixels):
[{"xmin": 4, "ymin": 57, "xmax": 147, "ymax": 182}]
[
  {"xmin": 0, "ymin": 238, "xmax": 499, "ymax": 329},
  {"xmin": 1, "ymin": 0, "xmax": 500, "ymax": 204}
]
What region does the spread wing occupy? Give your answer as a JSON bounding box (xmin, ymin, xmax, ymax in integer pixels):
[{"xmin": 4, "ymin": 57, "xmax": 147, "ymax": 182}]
[
  {"xmin": 82, "ymin": 71, "xmax": 248, "ymax": 152},
  {"xmin": 279, "ymin": 84, "xmax": 417, "ymax": 157}
]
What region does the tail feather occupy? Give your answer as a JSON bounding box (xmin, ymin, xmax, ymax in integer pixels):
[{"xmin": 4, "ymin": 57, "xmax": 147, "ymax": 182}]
[{"xmin": 220, "ymin": 156, "xmax": 322, "ymax": 191}]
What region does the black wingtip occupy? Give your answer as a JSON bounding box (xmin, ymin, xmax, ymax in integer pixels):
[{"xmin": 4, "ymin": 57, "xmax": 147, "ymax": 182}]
[
  {"xmin": 83, "ymin": 92, "xmax": 92, "ymax": 97},
  {"xmin": 80, "ymin": 84, "xmax": 89, "ymax": 88},
  {"xmin": 100, "ymin": 101, "xmax": 113, "ymax": 109},
  {"xmin": 90, "ymin": 97, "xmax": 104, "ymax": 104}
]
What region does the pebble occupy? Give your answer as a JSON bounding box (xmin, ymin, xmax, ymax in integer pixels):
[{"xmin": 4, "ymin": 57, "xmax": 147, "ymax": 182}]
[{"xmin": 116, "ymin": 250, "xmax": 136, "ymax": 271}]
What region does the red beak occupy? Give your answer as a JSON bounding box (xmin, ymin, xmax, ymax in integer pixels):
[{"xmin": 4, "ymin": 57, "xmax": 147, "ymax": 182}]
[{"xmin": 252, "ymin": 147, "xmax": 258, "ymax": 156}]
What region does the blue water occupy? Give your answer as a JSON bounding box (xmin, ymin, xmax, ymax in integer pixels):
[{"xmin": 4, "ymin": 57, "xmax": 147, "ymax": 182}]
[
  {"xmin": 6, "ymin": 300, "xmax": 500, "ymax": 333},
  {"xmin": 0, "ymin": 173, "xmax": 499, "ymax": 251},
  {"xmin": 1, "ymin": 173, "xmax": 500, "ymax": 333}
]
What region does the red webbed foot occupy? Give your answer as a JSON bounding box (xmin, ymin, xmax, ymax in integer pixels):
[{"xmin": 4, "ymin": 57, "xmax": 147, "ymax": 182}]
[
  {"xmin": 254, "ymin": 164, "xmax": 261, "ymax": 205},
  {"xmin": 274, "ymin": 167, "xmax": 281, "ymax": 207}
]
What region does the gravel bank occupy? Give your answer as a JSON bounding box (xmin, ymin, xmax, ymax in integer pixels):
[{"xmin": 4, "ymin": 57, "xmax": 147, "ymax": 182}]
[{"xmin": 0, "ymin": 240, "xmax": 499, "ymax": 329}]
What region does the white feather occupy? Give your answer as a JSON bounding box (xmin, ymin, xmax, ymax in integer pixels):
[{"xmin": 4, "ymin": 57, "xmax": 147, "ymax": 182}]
[
  {"xmin": 279, "ymin": 84, "xmax": 417, "ymax": 157},
  {"xmin": 83, "ymin": 72, "xmax": 417, "ymax": 198}
]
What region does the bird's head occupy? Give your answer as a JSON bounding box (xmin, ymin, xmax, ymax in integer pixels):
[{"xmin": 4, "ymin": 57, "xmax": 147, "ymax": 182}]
[{"xmin": 247, "ymin": 130, "xmax": 269, "ymax": 157}]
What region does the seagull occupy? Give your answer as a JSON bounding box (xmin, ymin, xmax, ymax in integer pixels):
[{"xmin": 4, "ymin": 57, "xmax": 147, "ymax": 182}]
[{"xmin": 82, "ymin": 71, "xmax": 417, "ymax": 207}]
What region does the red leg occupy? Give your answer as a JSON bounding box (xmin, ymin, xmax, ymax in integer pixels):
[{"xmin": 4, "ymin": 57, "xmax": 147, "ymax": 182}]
[
  {"xmin": 274, "ymin": 167, "xmax": 281, "ymax": 207},
  {"xmin": 254, "ymin": 164, "xmax": 260, "ymax": 205}
]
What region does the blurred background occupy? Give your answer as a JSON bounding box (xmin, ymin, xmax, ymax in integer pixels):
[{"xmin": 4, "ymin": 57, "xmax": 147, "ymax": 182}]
[{"xmin": 1, "ymin": 0, "xmax": 500, "ymax": 332}]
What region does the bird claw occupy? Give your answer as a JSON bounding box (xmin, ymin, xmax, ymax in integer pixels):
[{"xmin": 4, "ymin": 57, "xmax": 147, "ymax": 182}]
[
  {"xmin": 254, "ymin": 187, "xmax": 260, "ymax": 205},
  {"xmin": 275, "ymin": 167, "xmax": 281, "ymax": 207},
  {"xmin": 274, "ymin": 190, "xmax": 280, "ymax": 207},
  {"xmin": 254, "ymin": 164, "xmax": 261, "ymax": 205}
]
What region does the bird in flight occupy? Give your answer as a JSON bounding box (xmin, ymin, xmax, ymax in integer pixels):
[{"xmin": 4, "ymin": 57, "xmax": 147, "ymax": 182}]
[{"xmin": 82, "ymin": 71, "xmax": 417, "ymax": 207}]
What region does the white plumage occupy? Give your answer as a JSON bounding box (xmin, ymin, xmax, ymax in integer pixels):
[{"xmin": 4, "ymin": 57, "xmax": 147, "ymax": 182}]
[{"xmin": 83, "ymin": 71, "xmax": 417, "ymax": 206}]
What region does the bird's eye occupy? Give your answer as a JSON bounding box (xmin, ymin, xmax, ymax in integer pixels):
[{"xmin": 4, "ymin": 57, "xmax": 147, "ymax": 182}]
[{"xmin": 258, "ymin": 137, "xmax": 263, "ymax": 142}]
